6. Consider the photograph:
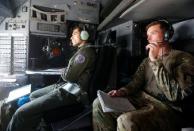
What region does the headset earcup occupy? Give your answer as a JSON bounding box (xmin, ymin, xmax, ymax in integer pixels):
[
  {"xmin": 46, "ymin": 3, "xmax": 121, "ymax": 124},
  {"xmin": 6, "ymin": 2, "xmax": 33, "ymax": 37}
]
[
  {"xmin": 80, "ymin": 30, "xmax": 89, "ymax": 41},
  {"xmin": 164, "ymin": 31, "xmax": 170, "ymax": 41}
]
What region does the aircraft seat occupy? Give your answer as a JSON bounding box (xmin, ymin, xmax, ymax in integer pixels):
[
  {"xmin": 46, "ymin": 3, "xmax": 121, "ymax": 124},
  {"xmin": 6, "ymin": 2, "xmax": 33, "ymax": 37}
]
[
  {"xmin": 43, "ymin": 45, "xmax": 117, "ymax": 131},
  {"xmin": 172, "ymin": 39, "xmax": 194, "ymax": 131}
]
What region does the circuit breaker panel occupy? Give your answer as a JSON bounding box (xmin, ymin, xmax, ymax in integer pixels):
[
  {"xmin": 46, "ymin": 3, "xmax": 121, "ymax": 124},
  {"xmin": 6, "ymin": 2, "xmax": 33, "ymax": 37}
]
[
  {"xmin": 0, "ymin": 36, "xmax": 27, "ymax": 75},
  {"xmin": 0, "ymin": 36, "xmax": 12, "ymax": 74}
]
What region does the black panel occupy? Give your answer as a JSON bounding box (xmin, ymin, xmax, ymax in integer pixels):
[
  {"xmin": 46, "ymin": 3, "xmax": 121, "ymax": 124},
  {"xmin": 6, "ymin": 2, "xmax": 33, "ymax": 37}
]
[{"xmin": 28, "ymin": 35, "xmax": 72, "ymax": 70}]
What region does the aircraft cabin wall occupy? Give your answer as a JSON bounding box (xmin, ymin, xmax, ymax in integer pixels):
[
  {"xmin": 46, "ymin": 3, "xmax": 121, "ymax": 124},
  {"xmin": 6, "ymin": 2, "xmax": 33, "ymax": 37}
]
[
  {"xmin": 171, "ymin": 19, "xmax": 194, "ymax": 54},
  {"xmin": 98, "ymin": 20, "xmax": 143, "ymax": 87}
]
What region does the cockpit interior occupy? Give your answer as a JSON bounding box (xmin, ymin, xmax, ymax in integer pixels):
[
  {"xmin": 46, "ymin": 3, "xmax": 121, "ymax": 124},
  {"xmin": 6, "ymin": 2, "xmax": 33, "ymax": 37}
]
[{"xmin": 1, "ymin": 0, "xmax": 194, "ymax": 131}]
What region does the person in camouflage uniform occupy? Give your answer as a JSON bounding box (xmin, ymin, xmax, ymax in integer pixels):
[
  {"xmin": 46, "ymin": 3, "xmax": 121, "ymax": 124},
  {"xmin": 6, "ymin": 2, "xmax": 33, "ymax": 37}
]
[
  {"xmin": 6, "ymin": 26, "xmax": 96, "ymax": 131},
  {"xmin": 93, "ymin": 20, "xmax": 194, "ymax": 131}
]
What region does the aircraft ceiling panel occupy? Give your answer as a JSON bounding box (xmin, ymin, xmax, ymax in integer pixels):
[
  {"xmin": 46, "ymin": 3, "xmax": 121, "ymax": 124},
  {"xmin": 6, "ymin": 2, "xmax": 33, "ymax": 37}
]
[
  {"xmin": 31, "ymin": 0, "xmax": 100, "ymax": 24},
  {"xmin": 31, "ymin": 0, "xmax": 66, "ymax": 10},
  {"xmin": 65, "ymin": 0, "xmax": 99, "ymax": 24},
  {"xmin": 119, "ymin": 0, "xmax": 194, "ymax": 22},
  {"xmin": 1, "ymin": 0, "xmax": 194, "ymax": 26}
]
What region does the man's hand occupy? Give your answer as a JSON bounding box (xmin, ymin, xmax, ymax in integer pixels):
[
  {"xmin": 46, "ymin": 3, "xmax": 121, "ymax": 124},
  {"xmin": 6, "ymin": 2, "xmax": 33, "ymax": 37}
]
[
  {"xmin": 146, "ymin": 43, "xmax": 160, "ymax": 61},
  {"xmin": 107, "ymin": 90, "xmax": 126, "ymax": 97}
]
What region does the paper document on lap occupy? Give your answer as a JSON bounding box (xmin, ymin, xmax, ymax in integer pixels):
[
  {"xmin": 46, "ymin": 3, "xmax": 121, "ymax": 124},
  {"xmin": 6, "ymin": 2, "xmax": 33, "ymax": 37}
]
[{"xmin": 97, "ymin": 90, "xmax": 136, "ymax": 112}]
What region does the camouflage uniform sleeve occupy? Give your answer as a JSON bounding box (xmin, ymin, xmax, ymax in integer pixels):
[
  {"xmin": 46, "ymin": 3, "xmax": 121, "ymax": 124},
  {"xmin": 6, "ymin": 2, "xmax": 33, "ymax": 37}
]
[
  {"xmin": 149, "ymin": 53, "xmax": 194, "ymax": 102},
  {"xmin": 119, "ymin": 59, "xmax": 147, "ymax": 95}
]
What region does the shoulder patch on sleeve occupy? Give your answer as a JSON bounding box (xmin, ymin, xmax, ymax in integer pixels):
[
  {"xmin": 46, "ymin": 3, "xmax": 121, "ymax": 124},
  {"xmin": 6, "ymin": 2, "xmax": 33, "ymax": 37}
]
[{"xmin": 74, "ymin": 54, "xmax": 86, "ymax": 64}]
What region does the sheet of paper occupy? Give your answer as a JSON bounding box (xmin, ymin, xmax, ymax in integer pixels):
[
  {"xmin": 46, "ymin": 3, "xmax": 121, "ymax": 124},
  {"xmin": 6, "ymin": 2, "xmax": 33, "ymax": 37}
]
[{"xmin": 97, "ymin": 90, "xmax": 135, "ymax": 112}]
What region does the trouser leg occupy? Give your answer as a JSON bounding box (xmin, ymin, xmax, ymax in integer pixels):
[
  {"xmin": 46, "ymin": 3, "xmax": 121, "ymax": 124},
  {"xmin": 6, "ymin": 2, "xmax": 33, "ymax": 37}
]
[
  {"xmin": 1, "ymin": 84, "xmax": 57, "ymax": 131},
  {"xmin": 7, "ymin": 88, "xmax": 78, "ymax": 131},
  {"xmin": 117, "ymin": 103, "xmax": 182, "ymax": 131},
  {"xmin": 30, "ymin": 84, "xmax": 57, "ymax": 100},
  {"xmin": 117, "ymin": 105, "xmax": 154, "ymax": 131},
  {"xmin": 93, "ymin": 98, "xmax": 120, "ymax": 131}
]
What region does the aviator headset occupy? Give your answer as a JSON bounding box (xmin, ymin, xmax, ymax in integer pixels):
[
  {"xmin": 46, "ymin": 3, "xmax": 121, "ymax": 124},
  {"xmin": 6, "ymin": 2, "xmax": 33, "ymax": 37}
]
[
  {"xmin": 80, "ymin": 26, "xmax": 89, "ymax": 41},
  {"xmin": 157, "ymin": 20, "xmax": 174, "ymax": 41}
]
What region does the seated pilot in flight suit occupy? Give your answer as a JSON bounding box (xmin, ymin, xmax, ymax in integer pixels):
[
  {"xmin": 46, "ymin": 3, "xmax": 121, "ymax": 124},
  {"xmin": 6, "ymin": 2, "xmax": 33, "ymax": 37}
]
[{"xmin": 6, "ymin": 26, "xmax": 96, "ymax": 131}]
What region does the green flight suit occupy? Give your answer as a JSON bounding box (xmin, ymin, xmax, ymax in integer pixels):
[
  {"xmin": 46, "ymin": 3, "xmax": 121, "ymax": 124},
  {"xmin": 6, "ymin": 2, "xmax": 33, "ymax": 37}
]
[
  {"xmin": 6, "ymin": 44, "xmax": 96, "ymax": 131},
  {"xmin": 61, "ymin": 44, "xmax": 96, "ymax": 95},
  {"xmin": 93, "ymin": 49, "xmax": 194, "ymax": 131}
]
